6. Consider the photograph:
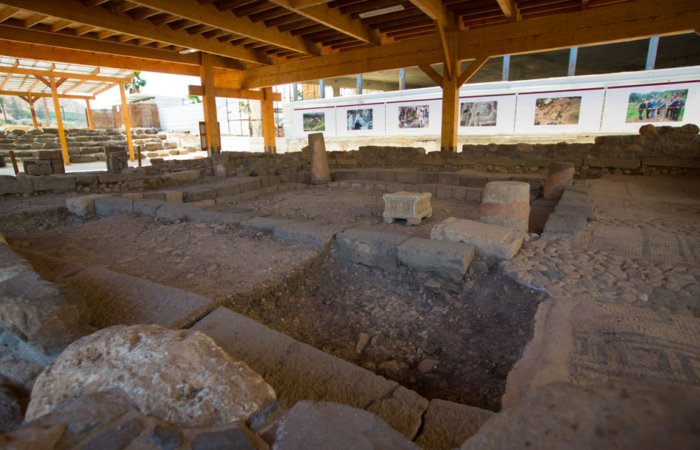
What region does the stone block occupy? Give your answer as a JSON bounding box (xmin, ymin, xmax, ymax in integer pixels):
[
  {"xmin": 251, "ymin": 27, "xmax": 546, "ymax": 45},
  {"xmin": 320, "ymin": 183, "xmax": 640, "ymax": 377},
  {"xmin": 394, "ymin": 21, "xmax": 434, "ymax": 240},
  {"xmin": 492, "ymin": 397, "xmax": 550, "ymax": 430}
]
[
  {"xmin": 128, "ymin": 179, "xmax": 144, "ymax": 189},
  {"xmin": 183, "ymin": 187, "xmax": 217, "ymax": 203},
  {"xmin": 395, "ymin": 172, "xmax": 419, "ymax": 185},
  {"xmin": 75, "ymin": 174, "xmax": 98, "ymax": 187},
  {"xmin": 383, "ymin": 191, "xmax": 432, "ymax": 226},
  {"xmin": 460, "ymin": 176, "xmax": 488, "ymax": 188},
  {"xmin": 415, "ymin": 399, "xmax": 494, "ymax": 450},
  {"xmin": 31, "ymin": 176, "xmax": 76, "ymax": 192},
  {"xmin": 555, "ymin": 201, "xmax": 595, "ymax": 221},
  {"xmin": 397, "ymin": 237, "xmax": 475, "ymax": 282},
  {"xmin": 133, "ymin": 199, "xmax": 166, "ymax": 216},
  {"xmin": 239, "ymin": 178, "xmax": 262, "ymax": 193},
  {"xmin": 417, "ymin": 172, "xmax": 438, "ymax": 184},
  {"xmin": 333, "ymin": 171, "xmax": 357, "ymax": 181},
  {"xmin": 98, "ymin": 172, "xmax": 141, "ymax": 184},
  {"xmin": 641, "ymin": 158, "xmax": 700, "ymax": 169},
  {"xmin": 376, "ymin": 171, "xmax": 397, "ymax": 183},
  {"xmin": 583, "ymin": 158, "xmax": 641, "ymax": 169},
  {"xmin": 543, "ymin": 213, "xmax": 588, "ymax": 234},
  {"xmin": 187, "ymin": 199, "xmax": 216, "ymax": 207},
  {"xmin": 94, "ymin": 197, "xmax": 133, "ymax": 216},
  {"xmin": 336, "ymin": 229, "xmax": 409, "ymax": 272},
  {"xmin": 187, "ymin": 210, "xmax": 253, "ymax": 225},
  {"xmin": 480, "ymin": 181, "xmax": 530, "ymax": 232},
  {"xmin": 309, "ymin": 133, "xmax": 331, "ymax": 185},
  {"xmin": 419, "ymin": 184, "xmax": 437, "ymax": 195},
  {"xmin": 121, "ymin": 193, "xmax": 143, "ymax": 201},
  {"xmin": 64, "ymin": 267, "xmax": 214, "ymax": 329},
  {"xmin": 273, "ymin": 222, "xmax": 344, "ymax": 250},
  {"xmin": 155, "ymin": 202, "xmax": 198, "ymax": 222},
  {"xmin": 436, "ymin": 186, "xmax": 452, "ymax": 199},
  {"xmin": 239, "ymin": 217, "xmax": 292, "ymax": 232},
  {"xmin": 0, "ymin": 178, "xmax": 34, "ymax": 195},
  {"xmin": 438, "ymin": 172, "xmax": 461, "ymax": 186},
  {"xmin": 431, "ymin": 218, "xmax": 523, "ymax": 260},
  {"xmin": 66, "ymin": 194, "xmax": 111, "ymax": 217},
  {"xmin": 356, "ymin": 171, "xmax": 377, "ymax": 181},
  {"xmin": 164, "ymin": 170, "xmax": 200, "ymax": 182},
  {"xmin": 478, "ymin": 158, "xmax": 525, "ymax": 167}
]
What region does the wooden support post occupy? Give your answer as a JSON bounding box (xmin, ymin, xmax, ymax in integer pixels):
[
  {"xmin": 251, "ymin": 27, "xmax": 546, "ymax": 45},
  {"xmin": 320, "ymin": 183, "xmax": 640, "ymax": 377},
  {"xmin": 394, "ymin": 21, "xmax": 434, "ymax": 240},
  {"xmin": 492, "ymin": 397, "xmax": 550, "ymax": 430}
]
[
  {"xmin": 119, "ymin": 83, "xmax": 135, "ymax": 161},
  {"xmin": 440, "ymin": 31, "xmax": 460, "ymax": 152},
  {"xmin": 85, "ymin": 98, "xmax": 94, "ymax": 130},
  {"xmin": 9, "ymin": 150, "xmax": 18, "ymax": 175},
  {"xmin": 49, "ymin": 76, "xmax": 70, "ymax": 165},
  {"xmin": 200, "ymin": 53, "xmax": 222, "ymax": 155},
  {"xmin": 261, "ymin": 87, "xmax": 276, "ymax": 154},
  {"xmin": 28, "ymin": 94, "xmax": 39, "ymax": 128}
]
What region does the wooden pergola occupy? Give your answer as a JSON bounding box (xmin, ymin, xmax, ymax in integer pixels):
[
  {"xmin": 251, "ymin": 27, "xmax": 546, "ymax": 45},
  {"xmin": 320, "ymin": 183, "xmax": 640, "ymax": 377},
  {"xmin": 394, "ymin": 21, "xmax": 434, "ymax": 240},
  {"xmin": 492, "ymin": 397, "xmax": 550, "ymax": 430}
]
[
  {"xmin": 0, "ymin": 56, "xmax": 134, "ymax": 164},
  {"xmin": 0, "ymin": 0, "xmax": 696, "ymax": 154}
]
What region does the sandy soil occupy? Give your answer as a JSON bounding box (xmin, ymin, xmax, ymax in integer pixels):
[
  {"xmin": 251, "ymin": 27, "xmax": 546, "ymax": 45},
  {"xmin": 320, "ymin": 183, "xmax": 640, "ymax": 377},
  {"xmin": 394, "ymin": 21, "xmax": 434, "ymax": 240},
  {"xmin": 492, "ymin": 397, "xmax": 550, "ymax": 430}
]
[
  {"xmin": 8, "ymin": 213, "xmax": 319, "ymax": 302},
  {"xmin": 206, "ymin": 186, "xmax": 482, "ymax": 239}
]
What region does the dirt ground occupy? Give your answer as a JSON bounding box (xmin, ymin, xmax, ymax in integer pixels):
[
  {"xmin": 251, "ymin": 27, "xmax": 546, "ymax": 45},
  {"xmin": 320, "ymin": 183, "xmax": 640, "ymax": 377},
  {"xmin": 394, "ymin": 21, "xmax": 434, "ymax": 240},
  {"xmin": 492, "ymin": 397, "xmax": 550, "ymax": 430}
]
[
  {"xmin": 7, "ymin": 213, "xmax": 319, "ymax": 302},
  {"xmin": 234, "ymin": 252, "xmax": 543, "ymax": 412},
  {"xmin": 206, "ymin": 186, "xmax": 482, "ymax": 239}
]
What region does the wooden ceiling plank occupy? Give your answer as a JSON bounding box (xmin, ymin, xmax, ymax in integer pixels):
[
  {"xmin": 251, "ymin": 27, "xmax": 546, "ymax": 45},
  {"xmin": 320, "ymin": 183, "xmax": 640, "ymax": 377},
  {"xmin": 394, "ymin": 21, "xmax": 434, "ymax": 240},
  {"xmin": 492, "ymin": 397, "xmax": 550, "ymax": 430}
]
[
  {"xmin": 0, "ymin": 6, "xmax": 19, "ymax": 23},
  {"xmin": 0, "ymin": 0, "xmax": 270, "ymax": 64}
]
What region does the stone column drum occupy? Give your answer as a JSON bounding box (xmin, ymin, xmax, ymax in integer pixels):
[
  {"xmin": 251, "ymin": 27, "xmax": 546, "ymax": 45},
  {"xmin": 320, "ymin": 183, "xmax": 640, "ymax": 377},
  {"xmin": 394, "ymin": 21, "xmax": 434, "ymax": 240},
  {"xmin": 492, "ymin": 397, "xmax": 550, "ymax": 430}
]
[
  {"xmin": 479, "ymin": 181, "xmax": 530, "ymax": 232},
  {"xmin": 308, "ymin": 132, "xmax": 331, "ymax": 185},
  {"xmin": 543, "ymin": 162, "xmax": 575, "ymax": 200}
]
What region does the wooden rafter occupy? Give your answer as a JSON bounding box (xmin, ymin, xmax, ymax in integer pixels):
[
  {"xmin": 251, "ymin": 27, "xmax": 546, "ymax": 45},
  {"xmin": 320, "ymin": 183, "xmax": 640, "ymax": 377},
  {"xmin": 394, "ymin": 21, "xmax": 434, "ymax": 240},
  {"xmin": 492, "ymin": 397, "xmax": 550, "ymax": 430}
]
[
  {"xmin": 408, "ymin": 0, "xmax": 453, "ymax": 78},
  {"xmin": 0, "ymin": 66, "xmax": 132, "ymax": 83},
  {"xmin": 63, "ymin": 68, "xmax": 100, "ymax": 93},
  {"xmin": 418, "ymin": 64, "xmax": 443, "ymax": 85},
  {"xmin": 23, "ymin": 13, "xmax": 46, "ymax": 28},
  {"xmin": 127, "ymin": 0, "xmax": 318, "ymax": 55},
  {"xmin": 0, "ymin": 0, "xmax": 271, "ymax": 65},
  {"xmin": 267, "ymin": 0, "xmax": 379, "ymax": 44},
  {"xmin": 457, "ymin": 57, "xmax": 488, "ymax": 87},
  {"xmin": 220, "ymin": 0, "xmax": 700, "ymax": 89},
  {"xmin": 495, "ymin": 0, "xmax": 517, "ymax": 21},
  {"xmin": 188, "ymin": 84, "xmax": 282, "ymax": 101},
  {"xmin": 0, "ymin": 6, "xmax": 18, "ymax": 22}
]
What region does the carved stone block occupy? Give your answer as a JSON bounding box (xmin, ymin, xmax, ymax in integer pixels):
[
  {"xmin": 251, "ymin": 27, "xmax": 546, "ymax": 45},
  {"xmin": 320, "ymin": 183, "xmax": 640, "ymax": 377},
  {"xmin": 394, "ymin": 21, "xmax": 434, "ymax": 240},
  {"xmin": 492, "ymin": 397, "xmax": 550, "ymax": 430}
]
[{"xmin": 382, "ymin": 191, "xmax": 432, "ymax": 226}]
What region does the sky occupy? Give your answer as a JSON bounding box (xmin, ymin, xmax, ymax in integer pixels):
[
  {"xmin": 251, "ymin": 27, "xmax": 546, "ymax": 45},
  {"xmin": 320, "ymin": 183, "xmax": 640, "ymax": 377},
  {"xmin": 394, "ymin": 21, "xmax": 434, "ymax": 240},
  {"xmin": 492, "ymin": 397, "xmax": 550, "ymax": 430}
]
[{"xmin": 90, "ymin": 71, "xmax": 200, "ymax": 108}]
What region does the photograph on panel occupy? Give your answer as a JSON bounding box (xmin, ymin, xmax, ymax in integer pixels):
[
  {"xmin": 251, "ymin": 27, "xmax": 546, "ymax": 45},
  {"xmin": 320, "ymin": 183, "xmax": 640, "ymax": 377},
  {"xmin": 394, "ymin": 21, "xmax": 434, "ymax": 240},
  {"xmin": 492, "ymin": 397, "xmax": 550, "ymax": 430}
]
[
  {"xmin": 534, "ymin": 96, "xmax": 582, "ymax": 126},
  {"xmin": 460, "ymin": 101, "xmax": 498, "ymax": 127},
  {"xmin": 347, "ymin": 109, "xmax": 373, "ymax": 130},
  {"xmin": 626, "ymin": 89, "xmax": 688, "ymax": 123},
  {"xmin": 303, "ymin": 112, "xmax": 325, "ymax": 131},
  {"xmin": 398, "ymin": 105, "xmax": 429, "ymax": 128}
]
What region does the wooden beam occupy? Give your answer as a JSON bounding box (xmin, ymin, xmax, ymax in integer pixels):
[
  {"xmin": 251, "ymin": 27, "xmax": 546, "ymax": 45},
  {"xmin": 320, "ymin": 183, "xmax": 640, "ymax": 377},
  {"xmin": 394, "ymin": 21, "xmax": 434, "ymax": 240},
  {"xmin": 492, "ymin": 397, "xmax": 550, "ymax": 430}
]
[
  {"xmin": 128, "ymin": 0, "xmax": 318, "ymax": 55},
  {"xmin": 436, "ymin": 24, "xmax": 452, "ymax": 79},
  {"xmin": 200, "ymin": 53, "xmax": 221, "ymax": 155},
  {"xmin": 0, "ymin": 66, "xmax": 131, "ymax": 83},
  {"xmin": 50, "ymin": 19, "xmax": 73, "ymax": 32},
  {"xmin": 0, "ymin": 89, "xmax": 95, "ymax": 99},
  {"xmin": 267, "ymin": 0, "xmax": 378, "ymax": 44},
  {"xmin": 582, "ymin": 0, "xmax": 589, "ymax": 9},
  {"xmin": 119, "ymin": 83, "xmax": 135, "ymax": 161},
  {"xmin": 0, "ymin": 6, "xmax": 19, "ymax": 22},
  {"xmin": 0, "ymin": 27, "xmax": 243, "ymax": 74},
  {"xmin": 0, "ymin": 73, "xmax": 10, "ymax": 89},
  {"xmin": 495, "ymin": 0, "xmax": 517, "ymax": 21},
  {"xmin": 227, "ymin": 0, "xmax": 700, "ymax": 88},
  {"xmin": 457, "ymin": 57, "xmax": 488, "ymax": 87},
  {"xmin": 418, "ymin": 64, "xmax": 443, "ymax": 85},
  {"xmin": 261, "ymin": 87, "xmax": 276, "ymax": 154},
  {"xmin": 0, "ymin": 0, "xmax": 270, "ymax": 65},
  {"xmin": 188, "ymin": 84, "xmax": 281, "ymax": 101},
  {"xmin": 28, "ymin": 93, "xmax": 38, "ymax": 128},
  {"xmin": 49, "ymin": 76, "xmax": 70, "ymax": 165},
  {"xmin": 440, "ymin": 30, "xmax": 459, "ymax": 152},
  {"xmin": 408, "ymin": 0, "xmax": 449, "ymax": 24},
  {"xmin": 23, "ymin": 13, "xmax": 46, "ymax": 28},
  {"xmin": 85, "ymin": 98, "xmax": 94, "ymax": 130},
  {"xmin": 63, "ymin": 68, "xmax": 100, "ymax": 93}
]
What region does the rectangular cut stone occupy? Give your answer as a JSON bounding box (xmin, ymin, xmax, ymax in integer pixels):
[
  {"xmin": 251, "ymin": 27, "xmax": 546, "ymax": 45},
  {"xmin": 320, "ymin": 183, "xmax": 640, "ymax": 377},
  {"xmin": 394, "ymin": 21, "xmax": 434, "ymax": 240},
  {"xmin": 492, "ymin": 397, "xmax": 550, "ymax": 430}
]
[
  {"xmin": 642, "ymin": 158, "xmax": 700, "ymax": 169},
  {"xmin": 436, "ymin": 186, "xmax": 452, "ymax": 199},
  {"xmin": 397, "ymin": 237, "xmax": 475, "ymax": 282},
  {"xmin": 430, "ymin": 217, "xmax": 523, "ymax": 260},
  {"xmin": 395, "ymin": 172, "xmax": 419, "ymax": 185},
  {"xmin": 183, "ymin": 187, "xmax": 217, "ymax": 203},
  {"xmin": 382, "ymin": 191, "xmax": 432, "ymax": 226},
  {"xmin": 162, "ymin": 191, "xmax": 183, "ymax": 203},
  {"xmin": 143, "ymin": 192, "xmax": 167, "ymax": 201},
  {"xmin": 543, "ymin": 213, "xmax": 588, "ymax": 234},
  {"xmin": 65, "ymin": 194, "xmax": 110, "ymax": 217},
  {"xmin": 94, "ymin": 197, "xmax": 133, "ymax": 216},
  {"xmin": 240, "ymin": 217, "xmax": 293, "ymax": 232},
  {"xmin": 239, "ymin": 178, "xmax": 262, "ymax": 193},
  {"xmin": 133, "ymin": 199, "xmax": 166, "ymax": 216},
  {"xmin": 97, "ymin": 172, "xmax": 141, "ymax": 183},
  {"xmin": 459, "ymin": 176, "xmax": 488, "ymax": 188},
  {"xmin": 438, "ymin": 172, "xmax": 461, "ymax": 186},
  {"xmin": 336, "ymin": 229, "xmax": 409, "ymax": 272},
  {"xmin": 273, "ymin": 222, "xmax": 345, "ymax": 250},
  {"xmin": 31, "ymin": 176, "xmax": 76, "ymax": 192},
  {"xmin": 583, "ymin": 158, "xmax": 641, "ymax": 169},
  {"xmin": 0, "ymin": 178, "xmax": 34, "ymax": 195},
  {"xmin": 164, "ymin": 169, "xmax": 200, "ymax": 182},
  {"xmin": 376, "ymin": 171, "xmax": 396, "ymax": 183}
]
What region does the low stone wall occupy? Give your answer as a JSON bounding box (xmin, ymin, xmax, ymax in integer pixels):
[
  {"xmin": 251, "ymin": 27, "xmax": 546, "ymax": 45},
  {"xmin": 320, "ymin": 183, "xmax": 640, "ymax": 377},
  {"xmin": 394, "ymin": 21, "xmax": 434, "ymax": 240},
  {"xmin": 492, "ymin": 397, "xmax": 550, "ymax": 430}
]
[
  {"xmin": 320, "ymin": 124, "xmax": 700, "ymax": 177},
  {"xmin": 0, "ymin": 127, "xmax": 179, "ymax": 164},
  {"xmin": 212, "ymin": 151, "xmax": 306, "ymax": 177}
]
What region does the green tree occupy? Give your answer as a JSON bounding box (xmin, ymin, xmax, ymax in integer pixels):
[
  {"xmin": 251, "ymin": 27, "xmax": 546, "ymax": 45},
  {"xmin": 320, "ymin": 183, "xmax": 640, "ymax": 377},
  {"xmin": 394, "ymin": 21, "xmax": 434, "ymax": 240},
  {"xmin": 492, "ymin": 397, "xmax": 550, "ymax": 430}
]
[
  {"xmin": 186, "ymin": 95, "xmax": 202, "ymax": 104},
  {"xmin": 0, "ymin": 97, "xmax": 7, "ymax": 124},
  {"xmin": 125, "ymin": 71, "xmax": 147, "ymax": 94},
  {"xmin": 5, "ymin": 97, "xmax": 23, "ymax": 121}
]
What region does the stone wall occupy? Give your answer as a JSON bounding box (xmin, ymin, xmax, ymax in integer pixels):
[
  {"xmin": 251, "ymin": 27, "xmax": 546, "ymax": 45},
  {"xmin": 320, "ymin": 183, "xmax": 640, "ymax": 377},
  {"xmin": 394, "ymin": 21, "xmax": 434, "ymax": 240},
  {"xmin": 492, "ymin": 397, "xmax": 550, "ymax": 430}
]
[
  {"xmin": 212, "ymin": 152, "xmax": 306, "ymax": 177},
  {"xmin": 321, "ymin": 124, "xmax": 700, "ymax": 177},
  {"xmin": 0, "ymin": 128, "xmax": 178, "ymax": 164}
]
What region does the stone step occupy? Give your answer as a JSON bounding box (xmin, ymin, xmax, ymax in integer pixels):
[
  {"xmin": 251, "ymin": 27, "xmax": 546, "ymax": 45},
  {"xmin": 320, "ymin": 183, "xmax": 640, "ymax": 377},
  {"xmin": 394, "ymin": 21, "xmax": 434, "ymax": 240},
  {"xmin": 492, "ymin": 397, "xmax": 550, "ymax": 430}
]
[
  {"xmin": 430, "ymin": 217, "xmax": 524, "ymax": 260},
  {"xmin": 215, "ymin": 183, "xmax": 306, "ymax": 205},
  {"xmin": 397, "ymin": 237, "xmax": 475, "ymax": 283},
  {"xmin": 329, "ymin": 179, "xmax": 484, "ymax": 203},
  {"xmin": 64, "ymin": 266, "xmax": 215, "ymax": 330}
]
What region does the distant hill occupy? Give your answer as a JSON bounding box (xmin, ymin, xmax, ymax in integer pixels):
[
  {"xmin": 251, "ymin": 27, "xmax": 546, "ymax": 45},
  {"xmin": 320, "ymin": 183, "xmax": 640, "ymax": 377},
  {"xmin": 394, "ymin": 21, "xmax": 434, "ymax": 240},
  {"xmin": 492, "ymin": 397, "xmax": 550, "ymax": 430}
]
[{"xmin": 0, "ymin": 95, "xmax": 88, "ymax": 128}]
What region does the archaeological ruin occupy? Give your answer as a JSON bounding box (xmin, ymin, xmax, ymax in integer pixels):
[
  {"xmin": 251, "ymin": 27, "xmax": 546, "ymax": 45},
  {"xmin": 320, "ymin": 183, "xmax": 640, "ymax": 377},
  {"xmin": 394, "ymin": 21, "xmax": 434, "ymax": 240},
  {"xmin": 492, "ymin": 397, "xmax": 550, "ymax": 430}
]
[{"xmin": 1, "ymin": 1, "xmax": 700, "ymax": 449}]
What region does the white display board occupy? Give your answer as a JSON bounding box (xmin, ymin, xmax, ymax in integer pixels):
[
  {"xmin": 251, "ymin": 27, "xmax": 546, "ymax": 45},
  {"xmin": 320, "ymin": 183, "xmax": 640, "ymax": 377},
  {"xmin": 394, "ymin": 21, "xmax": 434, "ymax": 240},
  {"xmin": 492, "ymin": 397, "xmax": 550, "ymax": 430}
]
[
  {"xmin": 458, "ymin": 94, "xmax": 517, "ymax": 134},
  {"xmin": 514, "ymin": 88, "xmax": 605, "ymax": 134},
  {"xmin": 385, "ymin": 98, "xmax": 442, "ymax": 136},
  {"xmin": 600, "ymin": 80, "xmax": 700, "ymax": 133},
  {"xmin": 293, "ymin": 106, "xmax": 336, "ymax": 137},
  {"xmin": 335, "ymin": 102, "xmax": 386, "ymax": 137}
]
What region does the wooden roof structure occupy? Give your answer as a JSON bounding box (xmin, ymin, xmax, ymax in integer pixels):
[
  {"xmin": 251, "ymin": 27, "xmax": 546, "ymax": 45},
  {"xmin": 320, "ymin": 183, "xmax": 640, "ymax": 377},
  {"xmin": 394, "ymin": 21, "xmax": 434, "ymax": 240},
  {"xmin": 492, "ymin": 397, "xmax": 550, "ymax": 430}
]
[
  {"xmin": 0, "ymin": 0, "xmax": 696, "ymax": 154},
  {"xmin": 0, "ymin": 56, "xmax": 133, "ymax": 100}
]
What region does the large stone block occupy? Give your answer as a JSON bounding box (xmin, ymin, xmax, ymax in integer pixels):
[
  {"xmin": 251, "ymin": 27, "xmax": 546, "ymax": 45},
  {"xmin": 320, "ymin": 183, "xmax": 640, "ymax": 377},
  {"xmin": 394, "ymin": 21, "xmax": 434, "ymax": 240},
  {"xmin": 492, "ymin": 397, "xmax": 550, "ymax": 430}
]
[
  {"xmin": 155, "ymin": 202, "xmax": 198, "ymax": 222},
  {"xmin": 183, "ymin": 187, "xmax": 217, "ymax": 203},
  {"xmin": 94, "ymin": 197, "xmax": 133, "ymax": 216},
  {"xmin": 397, "ymin": 237, "xmax": 475, "ymax": 282},
  {"xmin": 164, "ymin": 170, "xmax": 200, "ymax": 182},
  {"xmin": 395, "ymin": 172, "xmax": 419, "ymax": 185},
  {"xmin": 383, "ymin": 191, "xmax": 432, "ymax": 226},
  {"xmin": 66, "ymin": 194, "xmax": 111, "ymax": 217},
  {"xmin": 336, "ymin": 229, "xmax": 409, "ymax": 272},
  {"xmin": 583, "ymin": 158, "xmax": 641, "ymax": 169},
  {"xmin": 0, "ymin": 178, "xmax": 34, "ymax": 195},
  {"xmin": 415, "ymin": 399, "xmax": 494, "ymax": 450},
  {"xmin": 480, "ymin": 181, "xmax": 530, "ymax": 233},
  {"xmin": 133, "ymin": 199, "xmax": 166, "ymax": 216},
  {"xmin": 97, "ymin": 172, "xmax": 141, "ymax": 184},
  {"xmin": 239, "ymin": 217, "xmax": 293, "ymax": 232},
  {"xmin": 431, "ymin": 218, "xmax": 523, "ymax": 260},
  {"xmin": 239, "ymin": 178, "xmax": 262, "ymax": 193},
  {"xmin": 273, "ymin": 222, "xmax": 344, "ymax": 250},
  {"xmin": 543, "ymin": 162, "xmax": 575, "ymax": 200},
  {"xmin": 438, "ymin": 172, "xmax": 461, "ymax": 186},
  {"xmin": 31, "ymin": 176, "xmax": 76, "ymax": 192},
  {"xmin": 543, "ymin": 213, "xmax": 588, "ymax": 234}
]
